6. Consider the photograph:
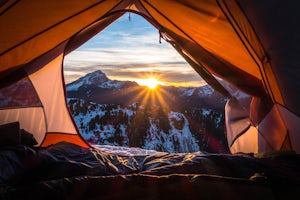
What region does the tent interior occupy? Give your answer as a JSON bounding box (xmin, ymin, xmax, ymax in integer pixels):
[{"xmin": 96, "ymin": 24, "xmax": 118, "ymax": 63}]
[{"xmin": 1, "ymin": 0, "xmax": 300, "ymax": 199}]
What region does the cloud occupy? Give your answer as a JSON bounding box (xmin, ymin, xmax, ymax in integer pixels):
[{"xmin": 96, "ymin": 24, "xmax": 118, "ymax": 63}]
[
  {"xmin": 64, "ymin": 62, "xmax": 205, "ymax": 87},
  {"xmin": 63, "ymin": 13, "xmax": 205, "ymax": 87},
  {"xmin": 64, "ymin": 42, "xmax": 186, "ymax": 70}
]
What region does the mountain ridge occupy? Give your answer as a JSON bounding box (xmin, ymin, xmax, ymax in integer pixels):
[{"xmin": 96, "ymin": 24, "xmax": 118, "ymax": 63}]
[
  {"xmin": 66, "ymin": 70, "xmax": 227, "ymax": 111},
  {"xmin": 66, "ymin": 70, "xmax": 229, "ymax": 153},
  {"xmin": 67, "ymin": 70, "xmax": 138, "ymax": 91}
]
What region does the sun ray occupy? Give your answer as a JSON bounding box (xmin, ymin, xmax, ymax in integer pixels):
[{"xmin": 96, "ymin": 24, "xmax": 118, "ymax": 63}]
[
  {"xmin": 122, "ymin": 73, "xmax": 177, "ymax": 123},
  {"xmin": 130, "ymin": 87, "xmax": 148, "ymax": 104},
  {"xmin": 154, "ymin": 87, "xmax": 171, "ymax": 111}
]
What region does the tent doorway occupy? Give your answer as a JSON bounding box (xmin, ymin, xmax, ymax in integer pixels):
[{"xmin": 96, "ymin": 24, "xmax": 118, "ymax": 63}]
[{"xmin": 63, "ymin": 13, "xmax": 229, "ymax": 154}]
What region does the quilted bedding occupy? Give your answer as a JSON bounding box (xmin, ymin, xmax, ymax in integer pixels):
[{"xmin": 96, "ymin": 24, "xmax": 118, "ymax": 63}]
[{"xmin": 1, "ymin": 142, "xmax": 300, "ymax": 200}]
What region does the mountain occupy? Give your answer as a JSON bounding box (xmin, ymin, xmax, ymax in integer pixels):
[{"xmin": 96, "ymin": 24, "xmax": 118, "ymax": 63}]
[
  {"xmin": 66, "ymin": 70, "xmax": 229, "ymax": 153},
  {"xmin": 67, "ymin": 70, "xmax": 227, "ymax": 111},
  {"xmin": 67, "ymin": 70, "xmax": 138, "ymax": 91}
]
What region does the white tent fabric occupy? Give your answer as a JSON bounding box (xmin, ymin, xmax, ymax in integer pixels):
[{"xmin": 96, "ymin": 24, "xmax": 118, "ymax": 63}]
[
  {"xmin": 29, "ymin": 55, "xmax": 77, "ymax": 136},
  {"xmin": 0, "ymin": 107, "xmax": 46, "ymax": 144}
]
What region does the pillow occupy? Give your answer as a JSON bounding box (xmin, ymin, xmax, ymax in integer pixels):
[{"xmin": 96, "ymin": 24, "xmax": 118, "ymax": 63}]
[
  {"xmin": 20, "ymin": 129, "xmax": 38, "ymax": 147},
  {"xmin": 0, "ymin": 121, "xmax": 20, "ymax": 146}
]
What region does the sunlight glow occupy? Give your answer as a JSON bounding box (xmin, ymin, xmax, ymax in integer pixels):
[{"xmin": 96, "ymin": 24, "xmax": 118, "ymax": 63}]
[{"xmin": 138, "ymin": 78, "xmax": 159, "ymax": 89}]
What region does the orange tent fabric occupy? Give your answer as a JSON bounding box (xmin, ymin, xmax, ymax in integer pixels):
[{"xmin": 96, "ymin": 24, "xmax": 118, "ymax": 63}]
[{"xmin": 0, "ymin": 0, "xmax": 299, "ymax": 154}]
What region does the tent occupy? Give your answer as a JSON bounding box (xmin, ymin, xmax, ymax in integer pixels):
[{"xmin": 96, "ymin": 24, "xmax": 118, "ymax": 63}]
[{"xmin": 0, "ymin": 0, "xmax": 300, "ymax": 154}]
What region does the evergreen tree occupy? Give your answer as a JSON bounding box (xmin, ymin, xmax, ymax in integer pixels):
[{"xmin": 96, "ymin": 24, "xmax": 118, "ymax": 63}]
[
  {"xmin": 114, "ymin": 125, "xmax": 123, "ymax": 146},
  {"xmin": 157, "ymin": 106, "xmax": 171, "ymax": 133},
  {"xmin": 127, "ymin": 107, "xmax": 150, "ymax": 147}
]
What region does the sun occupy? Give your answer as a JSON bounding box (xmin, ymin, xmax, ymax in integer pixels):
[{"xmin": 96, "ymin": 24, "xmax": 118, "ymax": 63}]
[
  {"xmin": 139, "ymin": 78, "xmax": 159, "ymax": 89},
  {"xmin": 144, "ymin": 78, "xmax": 159, "ymax": 89}
]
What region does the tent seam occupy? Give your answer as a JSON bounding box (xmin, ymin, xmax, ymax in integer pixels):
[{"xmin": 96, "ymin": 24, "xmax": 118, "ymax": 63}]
[
  {"xmin": 61, "ymin": 49, "xmax": 91, "ymax": 148},
  {"xmin": 217, "ymin": 0, "xmax": 280, "ymax": 104},
  {"xmin": 141, "ymin": 0, "xmax": 232, "ymax": 97},
  {"xmin": 0, "ymin": 0, "xmax": 107, "ymax": 56},
  {"xmin": 229, "ymin": 124, "xmax": 251, "ymax": 147},
  {"xmin": 0, "ymin": 0, "xmax": 19, "ymax": 16}
]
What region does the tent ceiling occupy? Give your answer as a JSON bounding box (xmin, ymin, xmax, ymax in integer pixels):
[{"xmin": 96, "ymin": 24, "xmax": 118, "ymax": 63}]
[{"xmin": 1, "ymin": 0, "xmax": 299, "ymax": 153}]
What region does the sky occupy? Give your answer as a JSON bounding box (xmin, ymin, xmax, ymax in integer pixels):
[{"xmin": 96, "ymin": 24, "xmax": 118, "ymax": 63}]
[{"xmin": 63, "ymin": 13, "xmax": 206, "ymax": 87}]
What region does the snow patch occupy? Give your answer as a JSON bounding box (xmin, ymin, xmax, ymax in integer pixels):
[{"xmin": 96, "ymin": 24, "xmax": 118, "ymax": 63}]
[
  {"xmin": 180, "ymin": 88, "xmax": 195, "ymax": 97},
  {"xmin": 66, "ymin": 81, "xmax": 83, "ymax": 91},
  {"xmin": 197, "ymin": 85, "xmax": 214, "ymax": 97}
]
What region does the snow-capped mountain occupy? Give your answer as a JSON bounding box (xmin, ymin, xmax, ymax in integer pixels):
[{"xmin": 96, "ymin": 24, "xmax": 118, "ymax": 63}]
[
  {"xmin": 67, "ymin": 70, "xmax": 227, "ymax": 111},
  {"xmin": 67, "ymin": 70, "xmax": 138, "ymax": 91},
  {"xmin": 66, "ymin": 70, "xmax": 229, "ymax": 153}
]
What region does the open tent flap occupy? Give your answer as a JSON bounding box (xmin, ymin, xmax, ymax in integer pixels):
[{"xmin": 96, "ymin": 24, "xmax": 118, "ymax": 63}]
[
  {"xmin": 0, "ymin": 0, "xmax": 300, "ymax": 154},
  {"xmin": 0, "ymin": 51, "xmax": 88, "ymax": 147}
]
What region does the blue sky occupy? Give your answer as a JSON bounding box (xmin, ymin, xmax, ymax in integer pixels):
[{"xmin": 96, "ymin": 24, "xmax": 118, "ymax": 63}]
[{"xmin": 63, "ymin": 13, "xmax": 205, "ymax": 87}]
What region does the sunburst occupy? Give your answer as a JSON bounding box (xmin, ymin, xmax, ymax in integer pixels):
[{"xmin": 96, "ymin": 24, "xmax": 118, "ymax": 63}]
[{"xmin": 138, "ymin": 78, "xmax": 159, "ymax": 89}]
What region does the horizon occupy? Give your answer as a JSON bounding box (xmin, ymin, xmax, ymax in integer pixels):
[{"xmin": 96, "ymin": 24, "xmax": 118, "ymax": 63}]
[
  {"xmin": 67, "ymin": 69, "xmax": 208, "ymax": 89},
  {"xmin": 63, "ymin": 13, "xmax": 206, "ymax": 88}
]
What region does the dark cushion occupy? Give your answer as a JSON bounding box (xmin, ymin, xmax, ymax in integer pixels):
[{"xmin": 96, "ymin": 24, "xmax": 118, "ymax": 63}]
[
  {"xmin": 20, "ymin": 129, "xmax": 38, "ymax": 147},
  {"xmin": 0, "ymin": 121, "xmax": 20, "ymax": 145}
]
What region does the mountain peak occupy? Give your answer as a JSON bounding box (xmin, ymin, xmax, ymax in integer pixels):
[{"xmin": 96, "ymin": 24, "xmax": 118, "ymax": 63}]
[
  {"xmin": 66, "ymin": 70, "xmax": 108, "ymax": 91},
  {"xmin": 82, "ymin": 70, "xmax": 109, "ymax": 85},
  {"xmin": 66, "ymin": 70, "xmax": 139, "ymax": 91}
]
